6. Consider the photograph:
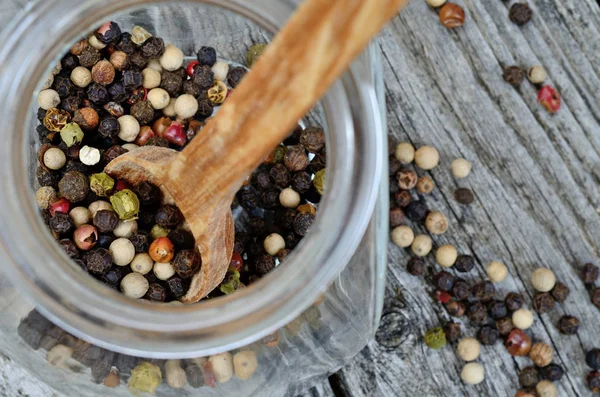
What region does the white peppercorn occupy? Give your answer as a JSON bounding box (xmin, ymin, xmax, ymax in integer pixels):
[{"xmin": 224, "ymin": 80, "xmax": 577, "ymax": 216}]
[
  {"xmin": 451, "ymin": 158, "xmax": 472, "ymax": 179},
  {"xmin": 391, "ymin": 225, "xmax": 414, "ymax": 248},
  {"xmin": 165, "ymin": 360, "xmax": 187, "ymax": 388},
  {"xmin": 160, "ymin": 44, "xmax": 184, "ymax": 72},
  {"xmin": 512, "ymin": 308, "xmax": 534, "ymax": 330},
  {"xmin": 174, "ymin": 94, "xmax": 199, "ymax": 119},
  {"xmin": 79, "ymin": 145, "xmax": 101, "ymax": 166},
  {"xmin": 486, "ymin": 261, "xmax": 508, "ymax": 283},
  {"xmin": 120, "ymin": 272, "xmax": 149, "ymax": 299},
  {"xmin": 264, "ymin": 233, "xmax": 286, "ymax": 256},
  {"xmin": 209, "ymin": 352, "xmax": 234, "ymax": 383},
  {"xmin": 142, "ymin": 68, "xmax": 162, "ymax": 89},
  {"xmin": 461, "ymin": 363, "xmax": 485, "ymax": 385},
  {"xmin": 122, "ymin": 143, "xmax": 139, "ymax": 151},
  {"xmin": 36, "ymin": 186, "xmax": 57, "ymax": 209},
  {"xmin": 436, "ymin": 244, "xmax": 458, "ymax": 267},
  {"xmin": 457, "ymin": 338, "xmax": 481, "ymax": 361},
  {"xmin": 42, "ymin": 73, "xmax": 54, "ymax": 90},
  {"xmin": 88, "ymin": 200, "xmax": 113, "ymax": 217},
  {"xmin": 147, "ymin": 59, "xmax": 162, "ymax": 72},
  {"xmin": 279, "ymin": 187, "xmax": 301, "ymax": 208},
  {"xmin": 117, "ymin": 115, "xmax": 140, "ymax": 142},
  {"xmin": 113, "ymin": 219, "xmax": 138, "ymax": 238},
  {"xmin": 212, "ymin": 61, "xmax": 229, "ymax": 82},
  {"xmin": 38, "ymin": 89, "xmax": 61, "ymax": 110},
  {"xmin": 233, "ymin": 351, "xmax": 258, "ymax": 380},
  {"xmin": 43, "ymin": 147, "xmax": 67, "ymax": 170},
  {"xmin": 425, "ymin": 0, "xmax": 446, "ymax": 7},
  {"xmin": 153, "ymin": 261, "xmax": 175, "ymax": 280},
  {"xmin": 46, "ymin": 344, "xmax": 74, "ymax": 369},
  {"xmin": 147, "ymin": 88, "xmax": 170, "ymax": 110},
  {"xmin": 109, "ymin": 237, "xmax": 135, "ymax": 266},
  {"xmin": 527, "ymin": 66, "xmax": 547, "ymax": 85},
  {"xmin": 531, "ymin": 268, "xmax": 556, "ymax": 292},
  {"xmin": 411, "ymin": 234, "xmax": 433, "ymax": 257},
  {"xmin": 163, "ymin": 98, "xmax": 177, "ymax": 117},
  {"xmin": 395, "ymin": 142, "xmax": 415, "ymax": 164},
  {"xmin": 70, "ymin": 206, "xmax": 91, "ymax": 227},
  {"xmin": 52, "ymin": 62, "xmax": 62, "ymax": 76},
  {"xmin": 71, "ymin": 67, "xmax": 92, "ymax": 88},
  {"xmin": 130, "ymin": 253, "xmax": 153, "ymax": 275},
  {"xmin": 536, "ymin": 380, "xmax": 557, "ymax": 397},
  {"xmin": 414, "ymin": 146, "xmax": 439, "ymax": 170},
  {"xmin": 425, "ymin": 211, "xmax": 449, "ymax": 235},
  {"xmin": 88, "ymin": 35, "xmax": 107, "ymax": 50}
]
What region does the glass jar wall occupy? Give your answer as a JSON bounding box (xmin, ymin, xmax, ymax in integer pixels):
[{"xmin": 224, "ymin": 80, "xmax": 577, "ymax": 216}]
[{"xmin": 0, "ymin": 1, "xmax": 388, "ymax": 395}]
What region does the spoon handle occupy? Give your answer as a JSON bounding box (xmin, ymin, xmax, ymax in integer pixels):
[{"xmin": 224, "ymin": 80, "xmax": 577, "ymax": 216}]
[{"xmin": 167, "ymin": 0, "xmax": 408, "ymax": 207}]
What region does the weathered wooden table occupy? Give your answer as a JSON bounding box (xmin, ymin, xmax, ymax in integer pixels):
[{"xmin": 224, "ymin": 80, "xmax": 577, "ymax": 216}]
[{"xmin": 1, "ymin": 0, "xmax": 599, "ymax": 396}]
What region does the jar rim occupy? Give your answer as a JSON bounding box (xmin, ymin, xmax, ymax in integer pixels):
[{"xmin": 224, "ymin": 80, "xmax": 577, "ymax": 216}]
[{"xmin": 0, "ymin": 0, "xmax": 383, "ymax": 357}]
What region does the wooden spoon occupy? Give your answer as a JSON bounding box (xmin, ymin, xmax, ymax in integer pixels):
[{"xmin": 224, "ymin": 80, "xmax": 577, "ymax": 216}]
[{"xmin": 106, "ymin": 0, "xmax": 408, "ymax": 303}]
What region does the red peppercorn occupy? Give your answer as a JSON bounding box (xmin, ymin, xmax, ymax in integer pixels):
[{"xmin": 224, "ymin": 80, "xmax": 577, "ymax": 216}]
[
  {"xmin": 436, "ymin": 291, "xmax": 452, "ymax": 304},
  {"xmin": 136, "ymin": 126, "xmax": 155, "ymax": 146},
  {"xmin": 505, "ymin": 329, "xmax": 532, "ymax": 356},
  {"xmin": 538, "ymin": 85, "xmax": 561, "ymax": 113},
  {"xmin": 115, "ymin": 180, "xmax": 130, "ymax": 191},
  {"xmin": 186, "ymin": 61, "xmax": 200, "ymax": 78},
  {"xmin": 230, "ymin": 252, "xmax": 243, "ymax": 271},
  {"xmin": 49, "ymin": 198, "xmax": 71, "ymax": 216},
  {"xmin": 163, "ymin": 122, "xmax": 186, "ymax": 146}
]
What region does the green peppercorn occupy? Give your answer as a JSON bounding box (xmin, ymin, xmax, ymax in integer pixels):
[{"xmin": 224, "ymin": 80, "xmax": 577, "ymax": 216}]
[
  {"xmin": 60, "ymin": 123, "xmax": 84, "ymax": 147},
  {"xmin": 89, "ymin": 173, "xmax": 115, "ymax": 197},
  {"xmin": 220, "ymin": 269, "xmax": 242, "ymax": 295},
  {"xmin": 128, "ymin": 362, "xmax": 162, "ymax": 394},
  {"xmin": 424, "ymin": 327, "xmax": 447, "ymax": 349},
  {"xmin": 313, "ymin": 168, "xmax": 326, "ymax": 195},
  {"xmin": 110, "ymin": 189, "xmax": 140, "ymax": 220},
  {"xmin": 246, "ymin": 43, "xmax": 268, "ymax": 67}
]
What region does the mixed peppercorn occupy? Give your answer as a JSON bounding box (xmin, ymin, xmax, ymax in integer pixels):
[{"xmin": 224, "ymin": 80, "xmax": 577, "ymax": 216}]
[{"xmin": 34, "ymin": 23, "xmax": 324, "ymax": 303}]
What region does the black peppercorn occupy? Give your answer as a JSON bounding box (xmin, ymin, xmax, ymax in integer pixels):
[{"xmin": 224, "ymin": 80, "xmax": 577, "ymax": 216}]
[
  {"xmin": 197, "ymin": 46, "xmax": 217, "ymax": 67},
  {"xmin": 591, "ymin": 287, "xmax": 600, "ymax": 309},
  {"xmin": 389, "ymin": 157, "xmax": 402, "ymax": 175},
  {"xmin": 496, "ymin": 317, "xmax": 514, "ymax": 336},
  {"xmin": 390, "ymin": 207, "xmax": 404, "ymax": 228},
  {"xmin": 550, "ymin": 282, "xmax": 570, "ymax": 302},
  {"xmin": 132, "ymin": 182, "xmax": 161, "ymax": 208},
  {"xmin": 116, "ymin": 33, "xmax": 136, "ymax": 54},
  {"xmin": 93, "ymin": 210, "xmax": 119, "ymax": 233},
  {"xmin": 61, "ymin": 96, "xmax": 82, "ymax": 113},
  {"xmin": 292, "ymin": 172, "xmax": 312, "ymax": 194},
  {"xmin": 393, "ymin": 190, "xmax": 412, "ymax": 208},
  {"xmin": 446, "ymin": 301, "xmax": 466, "ymax": 317},
  {"xmin": 84, "ymin": 248, "xmax": 112, "ymax": 275},
  {"xmin": 307, "ymin": 151, "xmax": 326, "ymax": 174},
  {"xmin": 95, "ymin": 22, "xmax": 121, "ymax": 44},
  {"xmin": 122, "ymin": 70, "xmax": 143, "ymax": 91},
  {"xmin": 96, "ymin": 234, "xmax": 115, "ymax": 249},
  {"xmin": 59, "ymin": 239, "xmax": 79, "ymax": 259},
  {"xmin": 130, "ymin": 232, "xmax": 150, "ymax": 253},
  {"xmin": 37, "ymin": 167, "xmax": 59, "ymax": 187},
  {"xmin": 404, "ymin": 201, "xmax": 429, "ymax": 221},
  {"xmin": 87, "ymin": 83, "xmax": 110, "ymax": 105},
  {"xmin": 444, "ymin": 321, "xmax": 462, "ymax": 342},
  {"xmin": 471, "ymin": 280, "xmax": 495, "ymax": 301},
  {"xmin": 173, "ymin": 250, "xmax": 201, "ymax": 279},
  {"xmin": 540, "ymin": 363, "xmax": 563, "ymax": 381},
  {"xmin": 140, "ymin": 37, "xmax": 165, "ymax": 58},
  {"xmin": 168, "ymin": 229, "xmax": 195, "ymax": 251},
  {"xmin": 557, "ymin": 315, "xmax": 580, "ymax": 335},
  {"xmin": 195, "ymin": 99, "xmax": 214, "ymax": 119},
  {"xmin": 233, "ymin": 233, "xmax": 249, "ymax": 256},
  {"xmin": 407, "ymin": 257, "xmax": 425, "ymax": 276},
  {"xmin": 58, "ymin": 171, "xmax": 89, "ymax": 202},
  {"xmin": 468, "ymin": 302, "xmax": 488, "ymax": 325},
  {"xmin": 61, "ymin": 53, "xmax": 80, "ymax": 71},
  {"xmin": 137, "ymin": 211, "xmax": 155, "ymax": 230},
  {"xmin": 108, "ymin": 82, "xmax": 129, "ymax": 103},
  {"xmin": 503, "ymin": 66, "xmax": 525, "ymax": 87},
  {"xmin": 519, "ymin": 366, "xmax": 539, "ymax": 388},
  {"xmin": 583, "ymin": 263, "xmax": 599, "ymax": 285},
  {"xmin": 433, "ymin": 271, "xmax": 455, "ymax": 292},
  {"xmin": 192, "ymin": 65, "xmax": 214, "ymax": 91},
  {"xmin": 300, "ymin": 127, "xmax": 326, "ymax": 153},
  {"xmin": 477, "ymin": 325, "xmax": 499, "ymax": 345},
  {"xmin": 130, "ymin": 100, "xmax": 155, "ymax": 125},
  {"xmin": 182, "ymin": 79, "xmax": 201, "ymax": 97},
  {"xmin": 509, "ymin": 3, "xmax": 533, "ymax": 26},
  {"xmin": 284, "ymin": 145, "xmax": 309, "ymax": 172},
  {"xmin": 270, "ymin": 163, "xmax": 291, "ymax": 188},
  {"xmin": 451, "ymin": 279, "xmax": 470, "ymax": 301},
  {"xmin": 293, "ymin": 212, "xmax": 315, "ymax": 236},
  {"xmin": 587, "ymin": 371, "xmax": 600, "ymax": 393},
  {"xmin": 227, "ymin": 67, "xmax": 247, "ymax": 88},
  {"xmin": 505, "ymin": 292, "xmax": 524, "ymax": 312},
  {"xmin": 145, "ymin": 283, "xmax": 167, "ymax": 302},
  {"xmin": 488, "ymin": 300, "xmax": 508, "ymax": 320},
  {"xmin": 254, "ymin": 253, "xmax": 276, "ymax": 276},
  {"xmin": 103, "ymin": 145, "xmax": 128, "ymax": 163},
  {"xmin": 53, "ymin": 75, "xmax": 74, "ymax": 98},
  {"xmin": 166, "ymin": 277, "xmax": 187, "ymax": 298},
  {"xmin": 532, "ymin": 292, "xmax": 555, "ymax": 313},
  {"xmin": 454, "ymin": 188, "xmax": 474, "ymax": 205},
  {"xmin": 101, "ymin": 266, "xmax": 127, "ymax": 287},
  {"xmin": 129, "ymin": 51, "xmax": 149, "ymax": 70},
  {"xmin": 185, "ymin": 362, "xmax": 203, "ymax": 388},
  {"xmin": 98, "ymin": 117, "xmax": 120, "ymax": 138},
  {"xmin": 161, "ymin": 70, "xmax": 184, "ymax": 96},
  {"xmin": 155, "ymin": 205, "xmax": 183, "ymax": 229},
  {"xmin": 261, "ymin": 189, "xmax": 281, "ymax": 209},
  {"xmin": 587, "ymin": 349, "xmax": 600, "ymax": 370},
  {"xmin": 277, "ymin": 209, "xmax": 298, "ymax": 230},
  {"xmin": 79, "ymin": 47, "xmax": 102, "ymax": 69}
]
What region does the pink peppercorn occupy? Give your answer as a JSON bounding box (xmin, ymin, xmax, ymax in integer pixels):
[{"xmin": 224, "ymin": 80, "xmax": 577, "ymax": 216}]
[
  {"xmin": 49, "ymin": 198, "xmax": 71, "ymax": 216},
  {"xmin": 538, "ymin": 85, "xmax": 561, "ymax": 113},
  {"xmin": 73, "ymin": 224, "xmax": 98, "ymax": 250}
]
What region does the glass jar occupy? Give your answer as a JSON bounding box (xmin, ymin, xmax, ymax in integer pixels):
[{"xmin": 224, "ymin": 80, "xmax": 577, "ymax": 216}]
[{"xmin": 0, "ymin": 0, "xmax": 389, "ymax": 395}]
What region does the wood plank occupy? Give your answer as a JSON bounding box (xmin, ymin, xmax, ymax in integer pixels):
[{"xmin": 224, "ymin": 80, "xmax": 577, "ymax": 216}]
[{"xmin": 335, "ymin": 0, "xmax": 600, "ymax": 395}]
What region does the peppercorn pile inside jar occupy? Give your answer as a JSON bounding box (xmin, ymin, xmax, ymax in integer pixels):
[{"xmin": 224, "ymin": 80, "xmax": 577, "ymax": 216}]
[{"xmin": 34, "ymin": 22, "xmax": 326, "ymax": 302}]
